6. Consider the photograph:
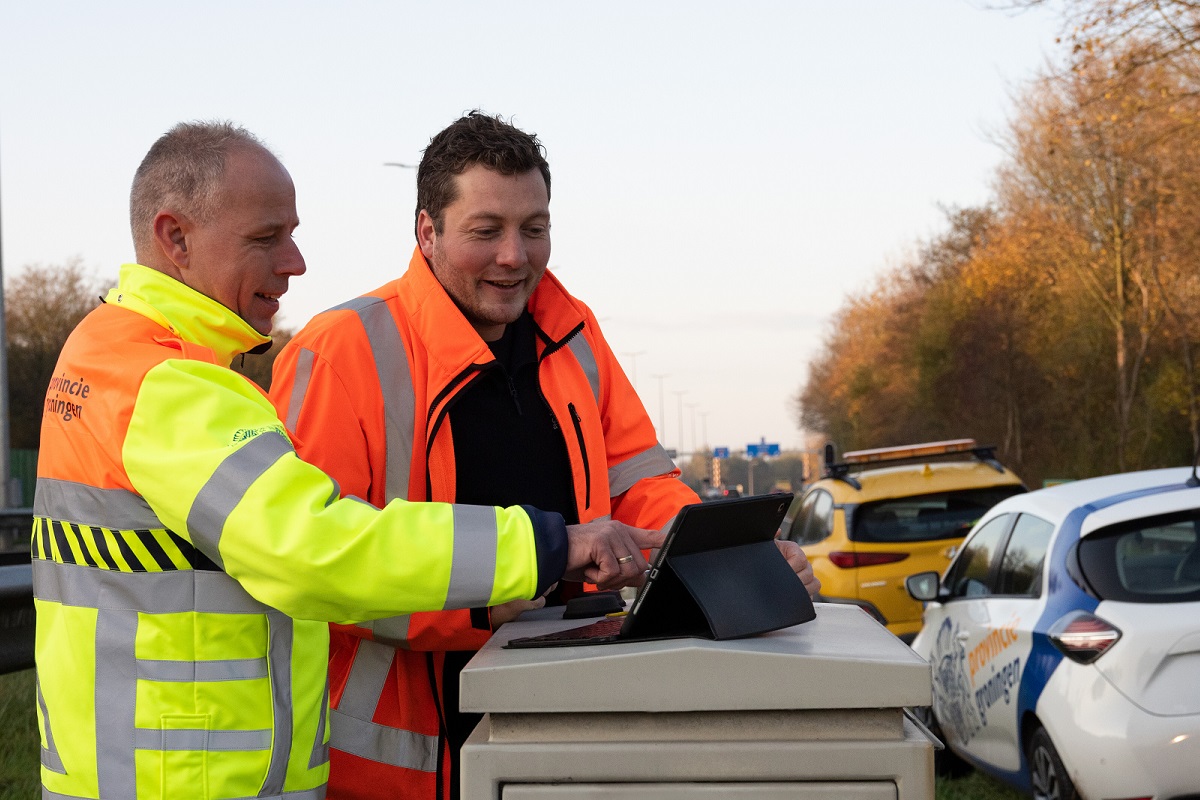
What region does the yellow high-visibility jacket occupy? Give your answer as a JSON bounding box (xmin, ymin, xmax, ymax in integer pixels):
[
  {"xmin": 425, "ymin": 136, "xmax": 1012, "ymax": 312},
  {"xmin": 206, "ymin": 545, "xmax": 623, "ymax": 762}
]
[{"xmin": 32, "ymin": 263, "xmax": 562, "ymax": 800}]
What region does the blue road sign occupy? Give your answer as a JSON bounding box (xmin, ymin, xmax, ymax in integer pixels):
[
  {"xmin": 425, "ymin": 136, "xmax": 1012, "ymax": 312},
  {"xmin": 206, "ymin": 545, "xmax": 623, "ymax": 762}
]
[
  {"xmin": 713, "ymin": 447, "xmax": 730, "ymax": 458},
  {"xmin": 746, "ymin": 442, "xmax": 781, "ymax": 457}
]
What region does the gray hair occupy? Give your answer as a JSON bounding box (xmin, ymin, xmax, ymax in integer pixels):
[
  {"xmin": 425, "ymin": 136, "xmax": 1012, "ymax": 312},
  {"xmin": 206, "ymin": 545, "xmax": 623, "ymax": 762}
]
[{"xmin": 129, "ymin": 121, "xmax": 270, "ymax": 258}]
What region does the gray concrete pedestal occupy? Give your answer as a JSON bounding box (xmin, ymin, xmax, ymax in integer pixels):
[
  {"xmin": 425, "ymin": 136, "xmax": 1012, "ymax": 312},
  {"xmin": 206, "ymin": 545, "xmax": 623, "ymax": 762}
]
[{"xmin": 460, "ymin": 603, "xmax": 934, "ymax": 799}]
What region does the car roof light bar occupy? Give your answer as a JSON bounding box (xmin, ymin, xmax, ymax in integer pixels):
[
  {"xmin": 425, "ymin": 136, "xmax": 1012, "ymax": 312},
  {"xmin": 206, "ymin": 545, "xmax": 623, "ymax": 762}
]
[
  {"xmin": 822, "ymin": 438, "xmax": 1005, "ymax": 484},
  {"xmin": 842, "ymin": 439, "xmax": 978, "ymax": 464}
]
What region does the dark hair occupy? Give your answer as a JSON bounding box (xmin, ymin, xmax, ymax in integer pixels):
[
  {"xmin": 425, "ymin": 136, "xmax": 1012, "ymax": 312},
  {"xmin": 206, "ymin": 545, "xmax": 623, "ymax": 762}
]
[
  {"xmin": 130, "ymin": 121, "xmax": 269, "ymax": 260},
  {"xmin": 416, "ymin": 110, "xmax": 551, "ymax": 236}
]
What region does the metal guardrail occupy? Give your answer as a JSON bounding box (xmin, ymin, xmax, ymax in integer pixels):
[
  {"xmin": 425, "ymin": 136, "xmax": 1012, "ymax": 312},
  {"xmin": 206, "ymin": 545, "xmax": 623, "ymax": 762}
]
[
  {"xmin": 0, "ymin": 508, "xmax": 35, "ymax": 674},
  {"xmin": 0, "ymin": 507, "xmax": 32, "ymax": 555}
]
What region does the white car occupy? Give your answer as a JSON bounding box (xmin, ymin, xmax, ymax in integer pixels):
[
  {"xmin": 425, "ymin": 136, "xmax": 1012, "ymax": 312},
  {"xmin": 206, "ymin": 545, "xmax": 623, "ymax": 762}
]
[{"xmin": 907, "ymin": 467, "xmax": 1200, "ymax": 800}]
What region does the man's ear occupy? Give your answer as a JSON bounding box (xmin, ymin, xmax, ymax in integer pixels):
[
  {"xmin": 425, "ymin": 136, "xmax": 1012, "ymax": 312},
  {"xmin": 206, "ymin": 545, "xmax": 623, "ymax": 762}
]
[
  {"xmin": 416, "ymin": 209, "xmax": 437, "ymax": 260},
  {"xmin": 152, "ymin": 210, "xmax": 190, "ymax": 269}
]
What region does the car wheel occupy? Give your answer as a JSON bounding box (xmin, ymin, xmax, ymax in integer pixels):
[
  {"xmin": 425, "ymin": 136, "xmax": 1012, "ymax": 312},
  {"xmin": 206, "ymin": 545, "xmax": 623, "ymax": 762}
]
[{"xmin": 1028, "ymin": 726, "xmax": 1077, "ymax": 800}]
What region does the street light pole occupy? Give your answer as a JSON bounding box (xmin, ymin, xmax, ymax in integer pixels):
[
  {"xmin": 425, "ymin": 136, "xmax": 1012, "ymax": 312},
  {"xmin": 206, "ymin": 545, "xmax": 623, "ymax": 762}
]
[
  {"xmin": 672, "ymin": 390, "xmax": 686, "ymax": 455},
  {"xmin": 0, "ymin": 135, "xmax": 11, "ymax": 506},
  {"xmin": 652, "ymin": 373, "xmax": 669, "ymax": 445},
  {"xmin": 686, "ymin": 403, "xmax": 698, "ymax": 455},
  {"xmin": 619, "ymin": 350, "xmax": 646, "ymax": 391}
]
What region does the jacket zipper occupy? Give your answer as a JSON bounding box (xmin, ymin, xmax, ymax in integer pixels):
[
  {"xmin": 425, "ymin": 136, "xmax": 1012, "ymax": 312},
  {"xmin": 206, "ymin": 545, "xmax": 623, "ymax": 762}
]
[
  {"xmin": 425, "ymin": 364, "xmax": 489, "ymax": 499},
  {"xmin": 568, "ymin": 403, "xmax": 591, "ymax": 510},
  {"xmin": 536, "ymin": 322, "xmax": 589, "ymax": 516}
]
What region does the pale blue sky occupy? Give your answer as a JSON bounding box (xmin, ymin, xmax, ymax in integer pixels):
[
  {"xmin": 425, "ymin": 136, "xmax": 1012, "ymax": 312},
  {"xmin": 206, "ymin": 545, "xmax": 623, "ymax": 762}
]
[{"xmin": 0, "ymin": 0, "xmax": 1063, "ymax": 455}]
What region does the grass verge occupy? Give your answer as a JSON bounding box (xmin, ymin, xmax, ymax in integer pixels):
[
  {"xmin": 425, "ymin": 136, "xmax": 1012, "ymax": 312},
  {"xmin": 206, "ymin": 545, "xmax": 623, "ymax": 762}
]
[
  {"xmin": 936, "ymin": 768, "xmax": 1027, "ymax": 799},
  {"xmin": 0, "ymin": 669, "xmax": 38, "ymax": 800}
]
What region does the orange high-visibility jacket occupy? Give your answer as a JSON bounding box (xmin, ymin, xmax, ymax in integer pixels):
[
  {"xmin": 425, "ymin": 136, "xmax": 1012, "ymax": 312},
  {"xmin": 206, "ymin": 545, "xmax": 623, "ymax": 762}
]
[
  {"xmin": 34, "ymin": 264, "xmax": 556, "ymax": 800},
  {"xmin": 270, "ymin": 248, "xmax": 698, "ymax": 800}
]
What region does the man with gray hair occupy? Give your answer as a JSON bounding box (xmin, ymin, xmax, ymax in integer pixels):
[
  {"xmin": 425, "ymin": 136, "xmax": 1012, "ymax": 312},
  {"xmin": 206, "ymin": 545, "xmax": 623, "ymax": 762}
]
[{"xmin": 31, "ymin": 120, "xmax": 662, "ymax": 800}]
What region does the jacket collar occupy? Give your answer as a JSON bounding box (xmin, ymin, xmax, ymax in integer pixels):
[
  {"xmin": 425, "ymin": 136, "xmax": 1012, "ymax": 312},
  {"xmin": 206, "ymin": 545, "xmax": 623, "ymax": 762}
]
[
  {"xmin": 396, "ymin": 247, "xmax": 588, "ymax": 368},
  {"xmin": 105, "ymin": 263, "xmax": 272, "ymax": 367}
]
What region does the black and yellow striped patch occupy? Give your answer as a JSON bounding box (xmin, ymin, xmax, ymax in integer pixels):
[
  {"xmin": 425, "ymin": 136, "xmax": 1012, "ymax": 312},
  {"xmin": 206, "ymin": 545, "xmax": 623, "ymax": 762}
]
[{"xmin": 33, "ymin": 517, "xmax": 219, "ymax": 572}]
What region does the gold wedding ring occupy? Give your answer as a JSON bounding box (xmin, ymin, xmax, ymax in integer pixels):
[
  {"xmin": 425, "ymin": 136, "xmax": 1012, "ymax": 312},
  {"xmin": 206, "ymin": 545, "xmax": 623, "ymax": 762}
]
[{"xmin": 617, "ymin": 555, "xmax": 635, "ymax": 564}]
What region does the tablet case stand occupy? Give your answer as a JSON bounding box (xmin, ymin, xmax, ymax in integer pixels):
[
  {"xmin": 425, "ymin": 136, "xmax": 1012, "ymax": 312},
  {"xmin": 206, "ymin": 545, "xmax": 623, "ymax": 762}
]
[{"xmin": 627, "ymin": 538, "xmax": 816, "ymax": 641}]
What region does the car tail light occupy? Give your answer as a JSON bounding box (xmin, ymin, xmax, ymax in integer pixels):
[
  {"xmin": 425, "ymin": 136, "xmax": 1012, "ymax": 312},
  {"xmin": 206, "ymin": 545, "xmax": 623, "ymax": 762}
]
[
  {"xmin": 828, "ymin": 551, "xmax": 909, "ymax": 568},
  {"xmin": 1048, "ymin": 611, "xmax": 1122, "ymax": 664}
]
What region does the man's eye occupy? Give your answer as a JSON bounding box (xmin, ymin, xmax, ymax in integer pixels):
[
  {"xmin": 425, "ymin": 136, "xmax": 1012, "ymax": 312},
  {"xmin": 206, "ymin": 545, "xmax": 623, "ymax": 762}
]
[{"xmin": 524, "ymin": 227, "xmax": 547, "ymax": 237}]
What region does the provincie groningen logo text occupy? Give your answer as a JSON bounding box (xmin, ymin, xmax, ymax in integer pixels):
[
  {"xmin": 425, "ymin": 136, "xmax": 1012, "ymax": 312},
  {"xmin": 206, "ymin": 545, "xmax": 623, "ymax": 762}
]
[{"xmin": 46, "ymin": 373, "xmax": 91, "ymax": 422}]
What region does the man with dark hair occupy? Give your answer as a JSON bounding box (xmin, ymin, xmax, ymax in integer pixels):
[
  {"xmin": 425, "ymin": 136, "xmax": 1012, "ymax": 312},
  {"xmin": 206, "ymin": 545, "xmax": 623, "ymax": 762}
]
[
  {"xmin": 270, "ymin": 111, "xmax": 819, "ymax": 800},
  {"xmin": 413, "ymin": 111, "xmax": 553, "ymax": 241},
  {"xmin": 32, "ymin": 119, "xmax": 659, "ymax": 800}
]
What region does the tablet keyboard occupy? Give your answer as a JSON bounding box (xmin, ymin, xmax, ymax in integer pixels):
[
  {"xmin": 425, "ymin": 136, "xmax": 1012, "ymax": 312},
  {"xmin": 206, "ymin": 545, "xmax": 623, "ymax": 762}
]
[{"xmin": 505, "ymin": 615, "xmax": 626, "ymax": 647}]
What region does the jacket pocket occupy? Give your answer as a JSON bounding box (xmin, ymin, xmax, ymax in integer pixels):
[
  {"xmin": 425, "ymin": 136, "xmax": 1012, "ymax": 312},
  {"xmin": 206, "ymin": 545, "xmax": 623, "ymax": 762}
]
[{"xmin": 154, "ymin": 714, "xmax": 210, "ymax": 800}]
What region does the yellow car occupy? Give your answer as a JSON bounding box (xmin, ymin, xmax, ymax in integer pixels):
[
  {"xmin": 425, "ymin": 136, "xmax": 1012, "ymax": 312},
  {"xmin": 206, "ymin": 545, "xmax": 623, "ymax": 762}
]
[{"xmin": 782, "ymin": 439, "xmax": 1025, "ymax": 642}]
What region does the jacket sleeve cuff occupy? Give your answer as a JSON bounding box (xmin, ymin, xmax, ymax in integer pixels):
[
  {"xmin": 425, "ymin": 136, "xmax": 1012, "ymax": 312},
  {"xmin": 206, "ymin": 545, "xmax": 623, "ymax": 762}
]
[
  {"xmin": 522, "ymin": 505, "xmax": 567, "ymax": 598},
  {"xmin": 471, "ymin": 606, "xmax": 492, "ymax": 631}
]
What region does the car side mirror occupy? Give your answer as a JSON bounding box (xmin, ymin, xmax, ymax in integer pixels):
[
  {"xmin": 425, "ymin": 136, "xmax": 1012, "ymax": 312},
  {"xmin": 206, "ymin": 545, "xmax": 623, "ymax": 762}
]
[{"xmin": 906, "ymin": 571, "xmax": 941, "ymax": 602}]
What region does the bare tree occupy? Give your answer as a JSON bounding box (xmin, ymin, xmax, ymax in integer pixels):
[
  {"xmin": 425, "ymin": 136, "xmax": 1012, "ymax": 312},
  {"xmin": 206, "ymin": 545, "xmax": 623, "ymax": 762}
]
[
  {"xmin": 1013, "ymin": 0, "xmax": 1200, "ymax": 79},
  {"xmin": 999, "ymin": 54, "xmax": 1197, "ymax": 468},
  {"xmin": 230, "ymin": 328, "xmax": 293, "ymax": 392},
  {"xmin": 5, "ymin": 260, "xmax": 110, "ymax": 448}
]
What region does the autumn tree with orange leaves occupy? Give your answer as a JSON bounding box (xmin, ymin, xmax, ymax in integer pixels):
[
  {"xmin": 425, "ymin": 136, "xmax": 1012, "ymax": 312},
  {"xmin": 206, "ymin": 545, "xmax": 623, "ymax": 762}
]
[{"xmin": 796, "ymin": 20, "xmax": 1199, "ymax": 484}]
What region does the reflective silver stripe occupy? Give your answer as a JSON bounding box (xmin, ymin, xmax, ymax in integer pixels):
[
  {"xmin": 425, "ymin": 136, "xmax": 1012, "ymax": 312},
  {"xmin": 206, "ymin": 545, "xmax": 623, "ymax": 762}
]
[
  {"xmin": 609, "ymin": 443, "xmax": 679, "ymax": 497},
  {"xmin": 33, "ymin": 478, "xmax": 164, "ymax": 530},
  {"xmin": 281, "ymin": 788, "xmax": 328, "ymax": 800},
  {"xmin": 95, "ymin": 608, "xmax": 139, "ymax": 798},
  {"xmin": 566, "ymin": 334, "xmax": 601, "ymax": 404},
  {"xmin": 40, "ymin": 784, "xmax": 327, "ymax": 800},
  {"xmin": 48, "ymin": 574, "xmax": 298, "ymax": 796},
  {"xmin": 346, "ymin": 297, "xmax": 415, "ymax": 503},
  {"xmin": 262, "ymin": 610, "xmax": 295, "ymax": 796},
  {"xmin": 336, "ymin": 638, "xmax": 392, "ymax": 720},
  {"xmin": 309, "ymin": 677, "xmax": 330, "ymax": 770},
  {"xmin": 133, "ymin": 728, "xmax": 273, "ymax": 751},
  {"xmin": 330, "ymin": 637, "xmax": 439, "ymax": 767},
  {"xmin": 188, "ymin": 431, "xmax": 294, "ymax": 566},
  {"xmin": 329, "ymin": 709, "xmax": 438, "ymax": 773},
  {"xmin": 36, "ymin": 674, "xmax": 65, "ymax": 774},
  {"xmin": 33, "ymin": 558, "xmax": 269, "ymax": 613},
  {"xmin": 446, "ymin": 505, "xmax": 499, "ymax": 609},
  {"xmin": 90, "ymin": 609, "xmax": 293, "ymax": 795},
  {"xmin": 286, "ymin": 348, "xmax": 316, "ymax": 433},
  {"xmin": 274, "ymin": 790, "xmax": 328, "ymax": 800},
  {"xmin": 138, "ymin": 657, "xmax": 269, "ymax": 682},
  {"xmin": 359, "ymin": 614, "xmax": 412, "ymax": 647}
]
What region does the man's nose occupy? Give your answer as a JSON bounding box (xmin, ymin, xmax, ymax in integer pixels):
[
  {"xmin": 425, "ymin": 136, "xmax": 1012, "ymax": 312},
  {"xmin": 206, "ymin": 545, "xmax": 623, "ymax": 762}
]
[
  {"xmin": 495, "ymin": 230, "xmax": 527, "ymax": 268},
  {"xmin": 280, "ymin": 237, "xmax": 307, "ymax": 276}
]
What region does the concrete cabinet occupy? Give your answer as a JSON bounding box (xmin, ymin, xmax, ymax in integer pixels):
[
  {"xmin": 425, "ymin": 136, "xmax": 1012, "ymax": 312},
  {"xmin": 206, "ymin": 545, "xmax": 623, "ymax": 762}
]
[{"xmin": 460, "ymin": 603, "xmax": 935, "ymax": 799}]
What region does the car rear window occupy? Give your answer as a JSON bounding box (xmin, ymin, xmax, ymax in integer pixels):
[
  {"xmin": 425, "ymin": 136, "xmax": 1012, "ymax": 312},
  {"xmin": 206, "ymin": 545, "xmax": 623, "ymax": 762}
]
[
  {"xmin": 1077, "ymin": 509, "xmax": 1200, "ymax": 603},
  {"xmin": 850, "ymin": 485, "xmax": 1025, "ymax": 544}
]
